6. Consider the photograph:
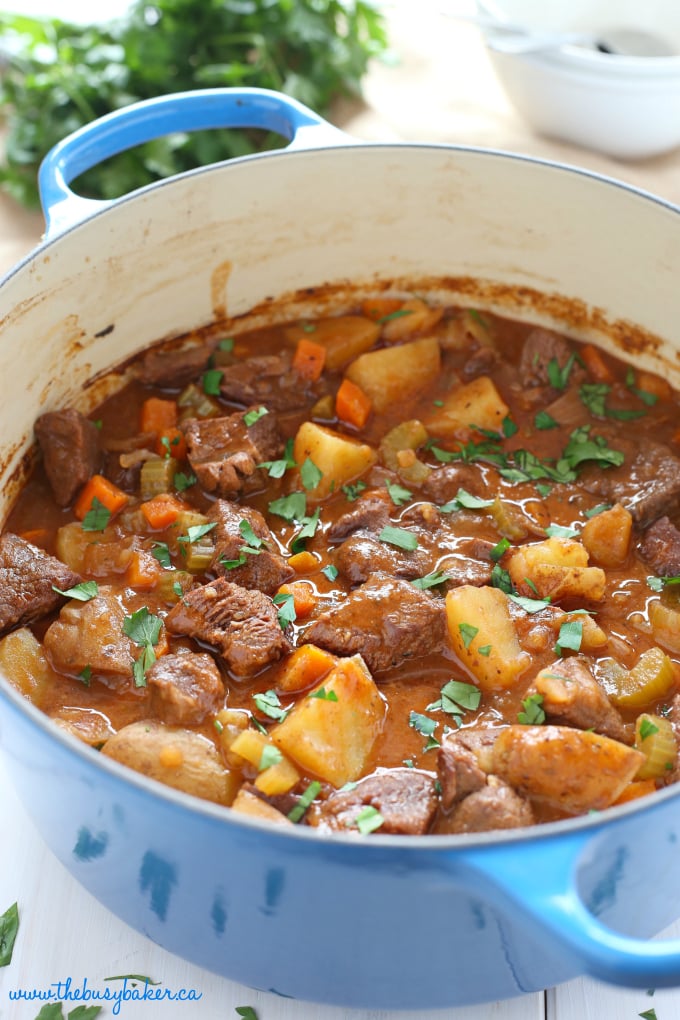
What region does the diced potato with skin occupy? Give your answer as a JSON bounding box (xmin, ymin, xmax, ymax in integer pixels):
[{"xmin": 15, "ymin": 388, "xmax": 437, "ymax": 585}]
[
  {"xmin": 271, "ymin": 654, "xmax": 387, "ymax": 787},
  {"xmin": 445, "ymin": 585, "xmax": 530, "ymax": 690},
  {"xmin": 101, "ymin": 719, "xmax": 240, "ymax": 806},
  {"xmin": 284, "ymin": 316, "xmax": 380, "ymax": 371},
  {"xmin": 0, "ymin": 627, "xmax": 58, "ymax": 708},
  {"xmin": 425, "ymin": 376, "xmax": 510, "ymax": 436},
  {"xmin": 581, "ymin": 503, "xmax": 632, "ymax": 567},
  {"xmin": 345, "ymin": 337, "xmax": 441, "ymax": 414},
  {"xmin": 508, "ymin": 537, "xmax": 606, "ymax": 603},
  {"xmin": 492, "ymin": 725, "xmax": 645, "ymax": 814},
  {"xmin": 231, "ymin": 787, "xmax": 293, "ymax": 825},
  {"xmin": 51, "ymin": 707, "xmax": 115, "ymax": 746},
  {"xmin": 293, "ymin": 421, "xmax": 377, "ymax": 500},
  {"xmin": 381, "ymin": 298, "xmax": 443, "ymax": 342}
]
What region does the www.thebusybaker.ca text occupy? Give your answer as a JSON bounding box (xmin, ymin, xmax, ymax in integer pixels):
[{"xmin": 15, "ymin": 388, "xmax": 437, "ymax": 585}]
[{"xmin": 8, "ymin": 976, "xmax": 203, "ymax": 1015}]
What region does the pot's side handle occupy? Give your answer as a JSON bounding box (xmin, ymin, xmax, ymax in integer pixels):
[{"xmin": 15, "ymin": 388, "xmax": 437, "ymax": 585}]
[
  {"xmin": 459, "ymin": 830, "xmax": 680, "ymax": 988},
  {"xmin": 38, "ymin": 87, "xmax": 351, "ymax": 237}
]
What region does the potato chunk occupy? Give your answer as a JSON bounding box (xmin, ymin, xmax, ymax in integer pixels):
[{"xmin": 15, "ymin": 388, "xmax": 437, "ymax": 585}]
[
  {"xmin": 492, "ymin": 725, "xmax": 644, "ymax": 814},
  {"xmin": 0, "ymin": 626, "xmax": 56, "ymax": 708},
  {"xmin": 581, "ymin": 503, "xmax": 632, "ymax": 567},
  {"xmin": 345, "ymin": 336, "xmax": 440, "ymax": 413},
  {"xmin": 508, "ymin": 537, "xmax": 605, "ymax": 603},
  {"xmin": 284, "ymin": 315, "xmax": 379, "ymax": 370},
  {"xmin": 425, "ymin": 376, "xmax": 510, "ymax": 436},
  {"xmin": 445, "ymin": 585, "xmax": 530, "ymax": 690},
  {"xmin": 270, "ymin": 654, "xmax": 386, "ymax": 787},
  {"xmin": 293, "ymin": 421, "xmax": 376, "ymax": 500},
  {"xmin": 101, "ymin": 719, "xmax": 240, "ymax": 806}
]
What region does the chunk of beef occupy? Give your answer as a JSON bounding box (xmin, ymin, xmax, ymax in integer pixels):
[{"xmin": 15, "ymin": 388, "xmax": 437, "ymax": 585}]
[
  {"xmin": 335, "ymin": 534, "xmax": 431, "ymax": 585},
  {"xmin": 182, "ymin": 406, "xmax": 283, "ymax": 498},
  {"xmin": 208, "ymin": 499, "xmax": 293, "ymax": 594},
  {"xmin": 400, "ymin": 501, "xmax": 442, "ymax": 532},
  {"xmin": 138, "ymin": 344, "xmax": 212, "ymax": 387},
  {"xmin": 34, "ymin": 408, "xmax": 101, "ymax": 506},
  {"xmin": 0, "ymin": 533, "xmax": 82, "ymax": 635},
  {"xmin": 438, "ymin": 737, "xmax": 488, "ymax": 811},
  {"xmin": 519, "ymin": 328, "xmax": 575, "ymax": 388},
  {"xmin": 312, "ymin": 768, "xmax": 438, "ymax": 835},
  {"xmin": 579, "ymin": 437, "xmax": 680, "ymax": 527},
  {"xmin": 462, "ymin": 345, "xmax": 499, "ymax": 380},
  {"xmin": 445, "ymin": 775, "xmax": 535, "ymax": 834},
  {"xmin": 302, "ymin": 572, "xmax": 445, "ymax": 673},
  {"xmin": 147, "ymin": 650, "xmax": 224, "ymax": 725},
  {"xmin": 421, "ymin": 463, "xmax": 486, "ymax": 504},
  {"xmin": 640, "ymin": 516, "xmax": 680, "ymax": 577},
  {"xmin": 44, "ymin": 588, "xmax": 136, "ymax": 687},
  {"xmin": 439, "ymin": 540, "xmax": 494, "ymax": 590},
  {"xmin": 533, "ymin": 656, "xmax": 629, "ymax": 744},
  {"xmin": 326, "ymin": 493, "xmax": 391, "ymax": 542},
  {"xmin": 220, "ymin": 352, "xmax": 318, "ymax": 411},
  {"xmin": 166, "ymin": 577, "xmax": 292, "ymax": 678}
]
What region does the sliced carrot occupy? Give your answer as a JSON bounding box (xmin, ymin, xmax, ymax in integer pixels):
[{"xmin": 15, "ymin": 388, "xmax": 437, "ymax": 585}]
[
  {"xmin": 140, "ymin": 397, "xmax": 177, "ymax": 434},
  {"xmin": 19, "ymin": 528, "xmax": 49, "ymax": 548},
  {"xmin": 335, "ymin": 378, "xmax": 372, "ymax": 429},
  {"xmin": 293, "ymin": 338, "xmax": 327, "ymax": 382},
  {"xmin": 73, "ymin": 474, "xmax": 129, "ymax": 521},
  {"xmin": 276, "ymin": 644, "xmax": 337, "ymax": 693},
  {"xmin": 612, "ymin": 778, "xmax": 657, "ymax": 806},
  {"xmin": 361, "ymin": 297, "xmax": 404, "ymax": 322},
  {"xmin": 155, "ymin": 427, "xmax": 187, "ymax": 462},
  {"xmin": 635, "ymin": 370, "xmax": 672, "ymax": 402},
  {"xmin": 580, "ymin": 344, "xmax": 614, "ymax": 384},
  {"xmin": 276, "ymin": 581, "xmax": 317, "ymax": 620},
  {"xmin": 287, "ymin": 550, "xmax": 319, "ymax": 574},
  {"xmin": 140, "ymin": 494, "xmax": 184, "ymax": 530},
  {"xmin": 126, "ymin": 549, "xmax": 161, "ymax": 589}
]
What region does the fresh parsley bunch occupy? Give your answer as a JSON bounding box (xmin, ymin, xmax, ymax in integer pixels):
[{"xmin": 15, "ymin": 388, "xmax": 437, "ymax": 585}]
[{"xmin": 0, "ymin": 0, "xmax": 388, "ymax": 207}]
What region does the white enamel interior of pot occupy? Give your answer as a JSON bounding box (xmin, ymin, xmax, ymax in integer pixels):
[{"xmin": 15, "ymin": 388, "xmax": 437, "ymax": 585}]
[{"xmin": 1, "ymin": 142, "xmax": 679, "ymax": 515}]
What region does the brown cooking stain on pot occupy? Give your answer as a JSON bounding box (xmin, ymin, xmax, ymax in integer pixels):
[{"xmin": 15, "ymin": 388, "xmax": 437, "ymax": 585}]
[{"xmin": 210, "ymin": 259, "xmax": 232, "ymax": 322}]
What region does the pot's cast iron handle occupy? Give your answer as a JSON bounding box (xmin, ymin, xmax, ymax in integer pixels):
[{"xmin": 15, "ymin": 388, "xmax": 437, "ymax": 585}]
[
  {"xmin": 462, "ymin": 825, "xmax": 680, "ymax": 988},
  {"xmin": 38, "ymin": 87, "xmax": 349, "ymax": 236}
]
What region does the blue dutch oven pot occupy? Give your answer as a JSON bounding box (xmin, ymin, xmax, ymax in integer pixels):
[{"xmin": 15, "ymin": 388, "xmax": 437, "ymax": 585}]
[{"xmin": 0, "ymin": 88, "xmax": 680, "ymax": 1009}]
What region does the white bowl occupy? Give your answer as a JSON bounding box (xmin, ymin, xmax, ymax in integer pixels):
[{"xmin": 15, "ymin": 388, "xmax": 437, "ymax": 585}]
[{"xmin": 481, "ymin": 0, "xmax": 680, "ymax": 159}]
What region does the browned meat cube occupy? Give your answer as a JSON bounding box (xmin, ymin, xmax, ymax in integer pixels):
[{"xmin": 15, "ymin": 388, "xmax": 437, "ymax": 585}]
[
  {"xmin": 138, "ymin": 343, "xmax": 212, "ymax": 387},
  {"xmin": 438, "ymin": 735, "xmax": 489, "ymax": 812},
  {"xmin": 0, "ymin": 533, "xmax": 82, "ymax": 635},
  {"xmin": 445, "ymin": 776, "xmax": 534, "ymax": 834},
  {"xmin": 640, "ymin": 515, "xmax": 680, "ymax": 577},
  {"xmin": 518, "ymin": 328, "xmax": 578, "ymax": 388},
  {"xmin": 421, "ymin": 463, "xmax": 487, "ymax": 504},
  {"xmin": 533, "ymin": 656, "xmax": 629, "ymax": 744},
  {"xmin": 147, "ymin": 650, "xmax": 224, "ymax": 725},
  {"xmin": 301, "ymin": 572, "xmax": 446, "ymax": 674},
  {"xmin": 34, "ymin": 408, "xmax": 101, "ymax": 506},
  {"xmin": 219, "ymin": 353, "xmax": 318, "ymax": 411},
  {"xmin": 182, "ymin": 406, "xmax": 283, "ymax": 498},
  {"xmin": 209, "ymin": 500, "xmax": 293, "ymax": 594},
  {"xmin": 312, "ymin": 768, "xmax": 438, "ymax": 835},
  {"xmin": 580, "ymin": 437, "xmax": 680, "ymax": 527},
  {"xmin": 166, "ymin": 577, "xmax": 292, "ymax": 678},
  {"xmin": 326, "ymin": 493, "xmax": 391, "ymax": 542},
  {"xmin": 335, "ymin": 535, "xmax": 430, "ymax": 585},
  {"xmin": 44, "ymin": 587, "xmax": 139, "ymax": 686}
]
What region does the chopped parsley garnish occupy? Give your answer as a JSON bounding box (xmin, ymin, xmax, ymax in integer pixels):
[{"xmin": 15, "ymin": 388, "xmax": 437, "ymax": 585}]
[
  {"xmin": 555, "ymin": 618, "xmax": 583, "ymax": 655},
  {"xmin": 502, "ymin": 415, "xmax": 518, "ymax": 438},
  {"xmin": 411, "ymin": 570, "xmax": 450, "ymax": 590},
  {"xmin": 409, "ymin": 711, "xmax": 440, "ymax": 749},
  {"xmin": 174, "ymin": 471, "xmax": 197, "ymax": 492},
  {"xmin": 639, "ymin": 718, "xmax": 660, "ymax": 741},
  {"xmin": 301, "ymin": 322, "xmax": 317, "ymax": 333},
  {"xmin": 377, "ymin": 308, "xmax": 413, "ymax": 323},
  {"xmin": 518, "ymin": 693, "xmax": 545, "ymax": 725},
  {"xmin": 491, "ymin": 563, "xmax": 514, "ymax": 594},
  {"xmin": 0, "ymin": 901, "xmax": 19, "ymax": 967},
  {"xmin": 235, "ymin": 1007, "xmax": 259, "ymax": 1020},
  {"xmin": 77, "ymin": 665, "xmax": 92, "ymax": 686},
  {"xmin": 341, "ymin": 480, "xmax": 367, "ymax": 501},
  {"xmin": 478, "ymin": 644, "xmax": 492, "ymax": 656},
  {"xmin": 202, "ymin": 368, "xmax": 223, "ymax": 395},
  {"xmin": 268, "ymin": 491, "xmax": 307, "ymax": 522},
  {"xmin": 354, "ymin": 805, "xmax": 385, "ymax": 834},
  {"xmin": 639, "ymin": 1009, "xmax": 658, "ymax": 1020},
  {"xmin": 252, "ymin": 689, "xmax": 288, "ymax": 722},
  {"xmin": 291, "ymin": 508, "xmax": 321, "ymax": 553},
  {"xmin": 322, "ymin": 563, "xmax": 339, "ymax": 582},
  {"xmin": 172, "ymin": 581, "xmax": 184, "ymax": 597},
  {"xmin": 562, "ymin": 426, "xmax": 624, "ymax": 471},
  {"xmin": 178, "ymin": 521, "xmax": 217, "ymax": 545},
  {"xmin": 81, "ymin": 497, "xmax": 111, "ymax": 532},
  {"xmin": 122, "ymin": 607, "xmax": 163, "ymax": 687},
  {"xmin": 151, "ymin": 542, "xmax": 172, "ymax": 568},
  {"xmin": 508, "ymin": 592, "xmax": 551, "ymax": 614},
  {"xmin": 489, "ymin": 537, "xmax": 510, "ymax": 561},
  {"xmin": 272, "ymin": 591, "xmax": 296, "ymax": 629},
  {"xmin": 218, "ymin": 337, "xmax": 234, "ymax": 352},
  {"xmin": 458, "ymin": 622, "xmax": 479, "ymax": 649},
  {"xmin": 647, "ymin": 575, "xmax": 680, "ymax": 592},
  {"xmin": 308, "ymin": 686, "xmax": 339, "ymax": 702},
  {"xmin": 52, "ymin": 580, "xmax": 99, "ymax": 602},
  {"xmin": 378, "ymin": 526, "xmax": 418, "ymax": 551},
  {"xmin": 440, "ymin": 487, "xmax": 494, "ymax": 514},
  {"xmin": 243, "ymin": 406, "xmax": 268, "ymax": 427},
  {"xmin": 287, "ymin": 780, "xmax": 322, "ymax": 823},
  {"xmin": 259, "ymin": 438, "xmax": 296, "ymax": 479},
  {"xmin": 545, "ymin": 523, "xmax": 579, "ymax": 540},
  {"xmin": 386, "ymin": 481, "xmax": 413, "ymax": 506},
  {"xmin": 214, "ymin": 719, "xmax": 224, "ymax": 734},
  {"xmin": 547, "ymin": 353, "xmax": 577, "ymax": 390},
  {"xmin": 626, "ymin": 367, "xmax": 658, "ymax": 407},
  {"xmin": 239, "ymin": 519, "xmax": 264, "ymax": 549},
  {"xmin": 580, "ymin": 381, "xmax": 645, "ymax": 421},
  {"xmin": 534, "ymin": 410, "xmax": 558, "ymax": 430},
  {"xmin": 536, "ymin": 482, "xmax": 552, "ymax": 498},
  {"xmin": 259, "ymin": 744, "xmax": 283, "ymax": 771},
  {"xmin": 584, "ymin": 503, "xmax": 612, "ymax": 519},
  {"xmin": 300, "ymin": 457, "xmax": 323, "ymax": 491},
  {"xmin": 427, "ymin": 679, "xmax": 481, "ymax": 726}
]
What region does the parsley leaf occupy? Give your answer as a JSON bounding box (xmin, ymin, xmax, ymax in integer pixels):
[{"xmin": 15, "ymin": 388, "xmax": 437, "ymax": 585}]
[
  {"xmin": 584, "ymin": 502, "xmax": 612, "ymax": 519},
  {"xmin": 252, "ymin": 689, "xmax": 288, "ymax": 722},
  {"xmin": 491, "ymin": 563, "xmax": 514, "ymax": 594},
  {"xmin": 52, "ymin": 580, "xmax": 99, "ymax": 602},
  {"xmin": 287, "ymin": 780, "xmax": 322, "ymax": 823},
  {"xmin": 341, "ymin": 480, "xmax": 367, "ymax": 501},
  {"xmin": 218, "ymin": 338, "xmax": 234, "ymax": 353},
  {"xmin": 259, "ymin": 744, "xmax": 283, "ymax": 771},
  {"xmin": 202, "ymin": 368, "xmax": 223, "ymax": 395},
  {"xmin": 547, "ymin": 352, "xmax": 577, "ymax": 390},
  {"xmin": 386, "ymin": 481, "xmax": 413, "ymax": 506},
  {"xmin": 259, "ymin": 438, "xmax": 297, "ymax": 479},
  {"xmin": 377, "ymin": 308, "xmax": 413, "ymax": 323},
  {"xmin": 409, "ymin": 711, "xmax": 440, "ymax": 749},
  {"xmin": 440, "ymin": 487, "xmax": 494, "ymax": 514},
  {"xmin": 243, "ymin": 406, "xmax": 268, "ymax": 427},
  {"xmin": 268, "ymin": 492, "xmax": 307, "ymax": 522},
  {"xmin": 308, "ymin": 686, "xmax": 339, "ymax": 702},
  {"xmin": 174, "ymin": 471, "xmax": 197, "ymax": 492},
  {"xmin": 508, "ymin": 592, "xmax": 551, "ymax": 614},
  {"xmin": 534, "ymin": 410, "xmax": 559, "ymax": 430},
  {"xmin": 555, "ymin": 618, "xmax": 583, "ymax": 655},
  {"xmin": 81, "ymin": 497, "xmax": 111, "ymax": 532},
  {"xmin": 626, "ymin": 368, "xmax": 659, "ymax": 407},
  {"xmin": 292, "ymin": 508, "xmax": 321, "ymax": 552},
  {"xmin": 322, "ymin": 563, "xmax": 339, "ymax": 582},
  {"xmin": 639, "ymin": 718, "xmax": 660, "ymax": 741},
  {"xmin": 647, "ymin": 575, "xmax": 680, "ymax": 592},
  {"xmin": 235, "ymin": 1007, "xmax": 259, "ymax": 1020},
  {"xmin": 272, "ymin": 591, "xmax": 296, "ymax": 629},
  {"xmin": 151, "ymin": 542, "xmax": 172, "ymax": 568},
  {"xmin": 579, "ymin": 381, "xmax": 610, "ymax": 417},
  {"xmin": 490, "ymin": 537, "xmax": 510, "ymax": 561},
  {"xmin": 458, "ymin": 622, "xmax": 479, "ymax": 649},
  {"xmin": 562, "ymin": 426, "xmax": 624, "ymax": 471},
  {"xmin": 0, "ymin": 901, "xmax": 19, "ymax": 967},
  {"xmin": 427, "ymin": 679, "xmax": 481, "ymax": 725},
  {"xmin": 177, "ymin": 521, "xmax": 217, "ymax": 545},
  {"xmin": 378, "ymin": 526, "xmax": 418, "ymax": 551},
  {"xmin": 502, "ymin": 415, "xmax": 518, "ymax": 438},
  {"xmin": 518, "ymin": 693, "xmax": 545, "ymax": 725},
  {"xmin": 300, "ymin": 457, "xmax": 323, "ymax": 491},
  {"xmin": 239, "ymin": 519, "xmax": 264, "ymax": 549},
  {"xmin": 122, "ymin": 607, "xmax": 163, "ymax": 687},
  {"xmin": 410, "ymin": 570, "xmax": 450, "ymax": 590},
  {"xmin": 545, "ymin": 523, "xmax": 579, "ymax": 540},
  {"xmin": 77, "ymin": 665, "xmax": 92, "ymax": 686},
  {"xmin": 354, "ymin": 805, "xmax": 385, "ymax": 834}
]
